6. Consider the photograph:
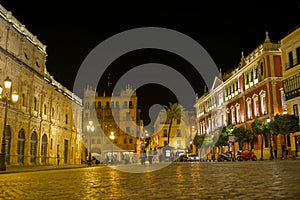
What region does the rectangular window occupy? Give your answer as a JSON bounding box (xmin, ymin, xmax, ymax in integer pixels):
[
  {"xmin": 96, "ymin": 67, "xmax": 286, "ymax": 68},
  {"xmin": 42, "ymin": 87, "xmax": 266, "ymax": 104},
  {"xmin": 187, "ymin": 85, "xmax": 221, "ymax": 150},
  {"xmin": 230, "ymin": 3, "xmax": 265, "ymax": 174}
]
[
  {"xmin": 126, "ymin": 112, "xmax": 130, "ymax": 120},
  {"xmin": 253, "ymin": 98, "xmax": 259, "ymax": 117},
  {"xmin": 247, "ymin": 101, "xmax": 252, "ymax": 120},
  {"xmin": 231, "ymin": 109, "xmax": 235, "ymax": 124},
  {"xmin": 288, "ymin": 51, "xmax": 293, "ymax": 68},
  {"xmin": 261, "ymin": 95, "xmax": 267, "ymax": 115},
  {"xmin": 293, "ymin": 104, "xmax": 299, "ymax": 117},
  {"xmin": 124, "ymin": 138, "xmax": 127, "ymax": 144},
  {"xmin": 296, "ymin": 47, "xmax": 300, "ymax": 65},
  {"xmin": 236, "ymin": 106, "xmax": 240, "ymax": 123},
  {"xmin": 126, "ymin": 127, "xmax": 130, "ymax": 133},
  {"xmin": 129, "ymin": 138, "xmax": 133, "ymax": 143},
  {"xmin": 163, "ymin": 129, "xmax": 167, "ymax": 137}
]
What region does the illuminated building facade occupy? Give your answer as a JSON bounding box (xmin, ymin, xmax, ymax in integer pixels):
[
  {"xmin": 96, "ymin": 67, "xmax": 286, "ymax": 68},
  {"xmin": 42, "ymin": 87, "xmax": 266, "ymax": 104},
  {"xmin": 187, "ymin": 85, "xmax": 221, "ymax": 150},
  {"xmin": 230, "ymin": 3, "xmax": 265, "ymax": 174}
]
[
  {"xmin": 195, "ymin": 32, "xmax": 285, "ymax": 159},
  {"xmin": 0, "ymin": 4, "xmax": 84, "ymax": 166},
  {"xmin": 83, "ymin": 84, "xmax": 141, "ymax": 162},
  {"xmin": 281, "ymin": 26, "xmax": 300, "ymax": 157}
]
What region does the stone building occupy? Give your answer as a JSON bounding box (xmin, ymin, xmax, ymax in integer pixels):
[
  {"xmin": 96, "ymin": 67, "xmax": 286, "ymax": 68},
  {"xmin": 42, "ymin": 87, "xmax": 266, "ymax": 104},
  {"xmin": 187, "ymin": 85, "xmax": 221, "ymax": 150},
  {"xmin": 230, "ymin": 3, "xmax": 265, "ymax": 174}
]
[
  {"xmin": 0, "ymin": 4, "xmax": 84, "ymax": 166},
  {"xmin": 83, "ymin": 84, "xmax": 141, "ymax": 163}
]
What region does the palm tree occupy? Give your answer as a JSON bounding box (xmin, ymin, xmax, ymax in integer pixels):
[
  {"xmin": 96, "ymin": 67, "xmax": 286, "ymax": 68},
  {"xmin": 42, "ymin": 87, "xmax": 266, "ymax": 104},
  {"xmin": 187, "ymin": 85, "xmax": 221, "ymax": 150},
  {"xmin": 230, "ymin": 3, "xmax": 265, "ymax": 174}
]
[{"xmin": 163, "ymin": 102, "xmax": 183, "ymax": 145}]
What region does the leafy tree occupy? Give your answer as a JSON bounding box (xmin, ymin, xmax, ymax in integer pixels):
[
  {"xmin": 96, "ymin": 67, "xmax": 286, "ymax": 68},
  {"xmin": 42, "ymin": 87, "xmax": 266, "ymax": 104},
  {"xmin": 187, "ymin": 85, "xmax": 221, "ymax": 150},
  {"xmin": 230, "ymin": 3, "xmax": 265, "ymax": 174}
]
[
  {"xmin": 251, "ymin": 119, "xmax": 268, "ymax": 159},
  {"xmin": 193, "ymin": 134, "xmax": 206, "ymax": 159},
  {"xmin": 214, "ymin": 125, "xmax": 233, "ymax": 152},
  {"xmin": 232, "ymin": 126, "xmax": 254, "ymax": 150},
  {"xmin": 273, "ymin": 114, "xmax": 299, "ymax": 147},
  {"xmin": 193, "ymin": 134, "xmax": 205, "ymax": 150},
  {"xmin": 163, "ymin": 102, "xmax": 183, "ymax": 145}
]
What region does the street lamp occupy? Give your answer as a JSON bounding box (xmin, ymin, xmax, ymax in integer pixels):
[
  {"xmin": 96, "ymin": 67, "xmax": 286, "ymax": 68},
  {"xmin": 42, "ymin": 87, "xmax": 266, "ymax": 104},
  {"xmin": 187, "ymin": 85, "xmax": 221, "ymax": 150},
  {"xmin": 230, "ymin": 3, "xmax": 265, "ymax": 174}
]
[
  {"xmin": 86, "ymin": 120, "xmax": 95, "ymax": 166},
  {"xmin": 109, "ymin": 131, "xmax": 115, "ymax": 164},
  {"xmin": 0, "ymin": 76, "xmax": 19, "ymax": 171}
]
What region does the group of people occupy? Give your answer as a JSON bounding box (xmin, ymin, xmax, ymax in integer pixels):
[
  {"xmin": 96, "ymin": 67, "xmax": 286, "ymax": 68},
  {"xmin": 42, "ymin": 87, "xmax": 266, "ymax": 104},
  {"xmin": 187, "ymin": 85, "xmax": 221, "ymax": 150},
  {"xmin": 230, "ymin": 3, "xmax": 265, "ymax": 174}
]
[{"xmin": 140, "ymin": 148, "xmax": 163, "ymax": 165}]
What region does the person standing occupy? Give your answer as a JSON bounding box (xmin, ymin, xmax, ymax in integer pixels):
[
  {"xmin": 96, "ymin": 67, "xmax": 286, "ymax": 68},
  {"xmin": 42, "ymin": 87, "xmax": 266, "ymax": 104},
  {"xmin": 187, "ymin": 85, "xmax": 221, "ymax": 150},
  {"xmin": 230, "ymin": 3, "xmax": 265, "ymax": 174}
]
[
  {"xmin": 273, "ymin": 144, "xmax": 278, "ymax": 159},
  {"xmin": 57, "ymin": 154, "xmax": 60, "ymax": 165}
]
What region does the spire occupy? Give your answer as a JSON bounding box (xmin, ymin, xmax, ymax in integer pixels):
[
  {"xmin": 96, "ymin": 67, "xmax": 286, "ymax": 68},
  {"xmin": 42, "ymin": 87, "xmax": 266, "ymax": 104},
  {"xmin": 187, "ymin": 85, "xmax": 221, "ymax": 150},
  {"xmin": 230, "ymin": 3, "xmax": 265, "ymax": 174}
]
[
  {"xmin": 219, "ymin": 68, "xmax": 222, "ymax": 79},
  {"xmin": 238, "ymin": 51, "xmax": 245, "ymax": 68},
  {"xmin": 264, "ymin": 31, "xmax": 270, "ymax": 43},
  {"xmin": 107, "ymin": 73, "xmax": 112, "ymax": 96},
  {"xmin": 204, "ymin": 85, "xmax": 207, "ymax": 94}
]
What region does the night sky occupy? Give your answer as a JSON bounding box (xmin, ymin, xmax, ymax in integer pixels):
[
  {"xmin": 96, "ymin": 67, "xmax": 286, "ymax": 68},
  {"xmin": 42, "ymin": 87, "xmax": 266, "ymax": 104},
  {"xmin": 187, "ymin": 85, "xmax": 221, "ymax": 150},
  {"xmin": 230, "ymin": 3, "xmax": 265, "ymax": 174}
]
[{"xmin": 1, "ymin": 2, "xmax": 300, "ymax": 127}]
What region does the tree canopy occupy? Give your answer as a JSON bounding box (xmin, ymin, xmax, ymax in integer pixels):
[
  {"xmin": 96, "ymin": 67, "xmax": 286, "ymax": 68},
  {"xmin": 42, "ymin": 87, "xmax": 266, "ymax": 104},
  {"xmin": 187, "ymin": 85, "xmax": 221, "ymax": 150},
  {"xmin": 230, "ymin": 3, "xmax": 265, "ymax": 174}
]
[{"xmin": 273, "ymin": 114, "xmax": 299, "ymax": 135}]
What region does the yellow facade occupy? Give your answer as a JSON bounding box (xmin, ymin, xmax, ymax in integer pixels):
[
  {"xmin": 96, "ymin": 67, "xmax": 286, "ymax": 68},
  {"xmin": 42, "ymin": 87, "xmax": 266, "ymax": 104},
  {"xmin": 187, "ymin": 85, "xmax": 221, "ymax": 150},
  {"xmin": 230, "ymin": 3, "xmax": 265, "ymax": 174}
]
[
  {"xmin": 281, "ymin": 26, "xmax": 300, "ymax": 157},
  {"xmin": 152, "ymin": 109, "xmax": 191, "ymax": 153},
  {"xmin": 83, "ymin": 85, "xmax": 141, "ymax": 162},
  {"xmin": 0, "ymin": 5, "xmax": 84, "ymax": 166}
]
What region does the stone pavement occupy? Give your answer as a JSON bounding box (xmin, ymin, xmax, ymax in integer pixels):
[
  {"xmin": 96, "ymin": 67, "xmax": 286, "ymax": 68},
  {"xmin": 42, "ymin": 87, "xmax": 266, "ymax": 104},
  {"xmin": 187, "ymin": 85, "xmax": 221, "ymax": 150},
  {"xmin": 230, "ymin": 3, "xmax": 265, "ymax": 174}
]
[{"xmin": 0, "ymin": 163, "xmax": 91, "ymax": 174}]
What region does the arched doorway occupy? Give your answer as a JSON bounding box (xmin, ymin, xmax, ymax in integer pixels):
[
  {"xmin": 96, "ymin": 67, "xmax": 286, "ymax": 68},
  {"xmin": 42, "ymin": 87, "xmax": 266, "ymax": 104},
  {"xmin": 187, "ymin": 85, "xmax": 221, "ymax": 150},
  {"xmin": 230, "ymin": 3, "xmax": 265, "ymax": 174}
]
[
  {"xmin": 30, "ymin": 131, "xmax": 37, "ymax": 164},
  {"xmin": 41, "ymin": 134, "xmax": 48, "ymax": 164},
  {"xmin": 17, "ymin": 129, "xmax": 25, "ymax": 164},
  {"xmin": 5, "ymin": 125, "xmax": 12, "ymax": 164}
]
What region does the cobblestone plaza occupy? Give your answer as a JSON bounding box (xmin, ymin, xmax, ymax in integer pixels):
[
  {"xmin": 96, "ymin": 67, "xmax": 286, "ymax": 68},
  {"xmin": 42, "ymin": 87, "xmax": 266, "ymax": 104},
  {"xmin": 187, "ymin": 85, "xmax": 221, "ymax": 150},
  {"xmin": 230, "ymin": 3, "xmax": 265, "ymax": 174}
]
[{"xmin": 1, "ymin": 160, "xmax": 299, "ymax": 199}]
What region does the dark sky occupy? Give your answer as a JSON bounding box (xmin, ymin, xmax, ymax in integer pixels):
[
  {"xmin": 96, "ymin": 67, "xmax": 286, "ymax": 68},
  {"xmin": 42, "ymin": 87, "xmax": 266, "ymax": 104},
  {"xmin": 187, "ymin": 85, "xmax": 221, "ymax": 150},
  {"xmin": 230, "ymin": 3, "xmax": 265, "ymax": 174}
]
[{"xmin": 1, "ymin": 1, "xmax": 300, "ymax": 127}]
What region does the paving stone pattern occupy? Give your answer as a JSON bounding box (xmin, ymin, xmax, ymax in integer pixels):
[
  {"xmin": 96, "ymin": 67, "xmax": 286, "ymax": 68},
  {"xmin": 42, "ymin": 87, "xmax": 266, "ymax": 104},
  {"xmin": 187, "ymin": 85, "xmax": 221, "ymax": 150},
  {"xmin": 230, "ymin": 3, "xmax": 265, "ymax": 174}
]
[{"xmin": 0, "ymin": 160, "xmax": 299, "ymax": 199}]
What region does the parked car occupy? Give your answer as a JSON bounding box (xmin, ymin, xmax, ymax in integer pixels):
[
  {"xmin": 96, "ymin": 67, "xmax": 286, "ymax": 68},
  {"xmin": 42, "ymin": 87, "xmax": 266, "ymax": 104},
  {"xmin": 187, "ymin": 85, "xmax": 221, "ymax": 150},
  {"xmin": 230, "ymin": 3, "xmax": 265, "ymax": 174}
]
[
  {"xmin": 188, "ymin": 154, "xmax": 200, "ymax": 162},
  {"xmin": 176, "ymin": 154, "xmax": 188, "ymax": 162}
]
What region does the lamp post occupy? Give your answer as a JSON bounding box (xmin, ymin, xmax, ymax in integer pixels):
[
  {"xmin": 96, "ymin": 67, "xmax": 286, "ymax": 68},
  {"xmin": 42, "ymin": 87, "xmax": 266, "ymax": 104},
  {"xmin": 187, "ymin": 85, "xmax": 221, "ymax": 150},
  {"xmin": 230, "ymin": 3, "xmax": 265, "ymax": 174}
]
[
  {"xmin": 86, "ymin": 120, "xmax": 94, "ymax": 166},
  {"xmin": 109, "ymin": 131, "xmax": 115, "ymax": 164},
  {"xmin": 0, "ymin": 76, "xmax": 19, "ymax": 171}
]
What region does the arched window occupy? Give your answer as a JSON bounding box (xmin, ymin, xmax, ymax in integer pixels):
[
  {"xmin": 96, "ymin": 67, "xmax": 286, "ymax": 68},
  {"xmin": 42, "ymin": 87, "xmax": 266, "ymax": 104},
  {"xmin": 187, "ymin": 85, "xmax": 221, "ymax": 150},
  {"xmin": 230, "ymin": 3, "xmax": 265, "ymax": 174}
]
[
  {"xmin": 30, "ymin": 132, "xmax": 37, "ymax": 163},
  {"xmin": 17, "ymin": 129, "xmax": 25, "ymax": 164},
  {"xmin": 41, "ymin": 134, "xmax": 48, "ymax": 163}
]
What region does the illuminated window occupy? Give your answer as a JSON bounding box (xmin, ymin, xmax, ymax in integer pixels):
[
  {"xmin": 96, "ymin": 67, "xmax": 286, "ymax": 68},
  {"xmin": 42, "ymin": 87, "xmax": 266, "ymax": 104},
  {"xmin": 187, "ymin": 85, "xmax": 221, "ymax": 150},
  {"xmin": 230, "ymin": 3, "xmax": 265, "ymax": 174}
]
[
  {"xmin": 236, "ymin": 104, "xmax": 240, "ymax": 123},
  {"xmin": 253, "ymin": 95, "xmax": 259, "ymax": 117},
  {"xmin": 247, "ymin": 98, "xmax": 252, "ymax": 120},
  {"xmin": 231, "ymin": 107, "xmax": 235, "ymax": 124},
  {"xmin": 260, "ymin": 91, "xmax": 267, "ymax": 115}
]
